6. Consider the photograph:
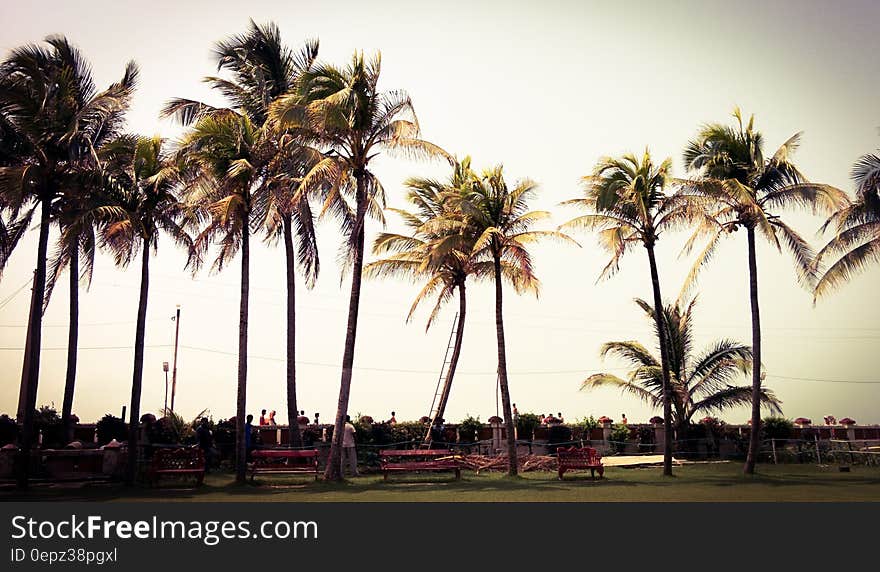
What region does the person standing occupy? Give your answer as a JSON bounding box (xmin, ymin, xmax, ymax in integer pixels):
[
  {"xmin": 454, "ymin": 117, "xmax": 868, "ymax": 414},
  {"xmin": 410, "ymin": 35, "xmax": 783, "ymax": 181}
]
[
  {"xmin": 342, "ymin": 415, "xmax": 358, "ymax": 477},
  {"xmin": 244, "ymin": 414, "xmax": 254, "ymax": 462},
  {"xmin": 267, "ymin": 410, "xmax": 277, "ymax": 426},
  {"xmin": 259, "ymin": 409, "xmax": 267, "ymax": 426},
  {"xmin": 196, "ymin": 417, "xmax": 215, "ymax": 472},
  {"xmin": 387, "ymin": 411, "xmax": 397, "ymax": 425},
  {"xmin": 313, "ymin": 412, "xmax": 320, "ymax": 425}
]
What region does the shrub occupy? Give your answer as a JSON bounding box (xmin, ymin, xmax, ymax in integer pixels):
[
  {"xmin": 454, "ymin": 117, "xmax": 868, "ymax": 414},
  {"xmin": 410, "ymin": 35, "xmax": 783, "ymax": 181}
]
[
  {"xmin": 608, "ymin": 423, "xmax": 630, "ymax": 454},
  {"xmin": 34, "ymin": 404, "xmax": 65, "ymax": 448},
  {"xmin": 0, "ymin": 414, "xmax": 17, "ymax": 446},
  {"xmin": 547, "ymin": 424, "xmax": 573, "ymax": 454},
  {"xmin": 637, "ymin": 426, "xmax": 654, "ymax": 452},
  {"xmin": 516, "ymin": 413, "xmax": 541, "ymax": 441},
  {"xmin": 96, "ymin": 414, "xmax": 127, "ymax": 445},
  {"xmin": 458, "ymin": 415, "xmax": 482, "ymax": 443},
  {"xmin": 762, "ymin": 417, "xmax": 794, "ymax": 441},
  {"xmin": 389, "ymin": 421, "xmax": 424, "ymax": 446}
]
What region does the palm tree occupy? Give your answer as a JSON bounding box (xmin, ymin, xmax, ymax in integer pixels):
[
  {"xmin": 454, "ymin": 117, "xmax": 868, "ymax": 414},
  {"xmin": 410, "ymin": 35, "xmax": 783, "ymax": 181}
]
[
  {"xmin": 271, "ymin": 51, "xmax": 448, "ymax": 481},
  {"xmin": 814, "ymin": 150, "xmax": 879, "ymax": 299},
  {"xmin": 455, "ymin": 165, "xmax": 573, "ymax": 476},
  {"xmin": 583, "ymin": 297, "xmax": 782, "ymax": 441},
  {"xmin": 0, "ymin": 36, "xmax": 137, "ymax": 487},
  {"xmin": 96, "ymin": 135, "xmax": 191, "ymax": 484},
  {"xmin": 176, "ymin": 112, "xmax": 264, "ymax": 483},
  {"xmin": 365, "ymin": 158, "xmax": 482, "ymax": 437},
  {"xmin": 682, "ymin": 107, "xmax": 847, "ymax": 474},
  {"xmin": 559, "ymin": 150, "xmax": 688, "ymax": 475},
  {"xmin": 164, "ymin": 21, "xmax": 320, "ymax": 474}
]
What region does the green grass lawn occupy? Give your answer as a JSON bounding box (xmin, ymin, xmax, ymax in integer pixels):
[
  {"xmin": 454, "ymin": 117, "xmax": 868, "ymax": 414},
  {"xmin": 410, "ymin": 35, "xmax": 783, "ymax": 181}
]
[{"xmin": 4, "ymin": 463, "xmax": 880, "ymax": 502}]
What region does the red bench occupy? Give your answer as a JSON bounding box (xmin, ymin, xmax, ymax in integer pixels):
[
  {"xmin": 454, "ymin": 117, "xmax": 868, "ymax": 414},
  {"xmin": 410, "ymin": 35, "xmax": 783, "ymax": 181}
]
[
  {"xmin": 379, "ymin": 449, "xmax": 461, "ymax": 481},
  {"xmin": 248, "ymin": 449, "xmax": 319, "ymax": 481},
  {"xmin": 148, "ymin": 447, "xmax": 205, "ymax": 486},
  {"xmin": 557, "ymin": 446, "xmax": 604, "ymax": 480}
]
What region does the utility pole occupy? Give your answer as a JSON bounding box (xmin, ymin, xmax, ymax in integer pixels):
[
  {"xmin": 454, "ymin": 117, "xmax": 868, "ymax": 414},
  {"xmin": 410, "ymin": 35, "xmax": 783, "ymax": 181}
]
[
  {"xmin": 162, "ymin": 361, "xmax": 169, "ymax": 414},
  {"xmin": 170, "ymin": 305, "xmax": 180, "ymax": 412}
]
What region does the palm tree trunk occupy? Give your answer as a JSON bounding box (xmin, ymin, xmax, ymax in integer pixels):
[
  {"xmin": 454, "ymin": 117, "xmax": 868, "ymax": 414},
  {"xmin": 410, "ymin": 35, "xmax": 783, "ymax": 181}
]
[
  {"xmin": 744, "ymin": 227, "xmax": 763, "ymax": 475},
  {"xmin": 325, "ymin": 172, "xmax": 367, "ymax": 482},
  {"xmin": 493, "ymin": 253, "xmax": 518, "ymax": 476},
  {"xmin": 62, "ymin": 241, "xmax": 79, "ymax": 444},
  {"xmin": 235, "ymin": 223, "xmax": 250, "ymax": 483},
  {"xmin": 434, "ymin": 283, "xmax": 467, "ymax": 426},
  {"xmin": 16, "ymin": 198, "xmax": 51, "ymax": 489},
  {"xmin": 283, "ymin": 216, "xmax": 302, "ymax": 448},
  {"xmin": 646, "ymin": 244, "xmax": 674, "ymax": 476},
  {"xmin": 124, "ymin": 245, "xmax": 150, "ymax": 485}
]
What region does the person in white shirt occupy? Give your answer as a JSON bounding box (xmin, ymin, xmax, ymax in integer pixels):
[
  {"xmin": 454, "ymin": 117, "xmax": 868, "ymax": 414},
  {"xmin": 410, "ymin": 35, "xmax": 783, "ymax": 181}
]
[{"xmin": 342, "ymin": 415, "xmax": 358, "ymax": 477}]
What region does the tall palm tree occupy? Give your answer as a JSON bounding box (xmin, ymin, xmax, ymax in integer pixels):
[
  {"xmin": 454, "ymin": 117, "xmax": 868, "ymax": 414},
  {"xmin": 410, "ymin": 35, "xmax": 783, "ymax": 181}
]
[
  {"xmin": 814, "ymin": 150, "xmax": 879, "ymax": 299},
  {"xmin": 44, "ymin": 174, "xmax": 107, "ymax": 443},
  {"xmin": 0, "ymin": 36, "xmax": 137, "ymax": 487},
  {"xmin": 455, "ymin": 165, "xmax": 572, "ymax": 476},
  {"xmin": 96, "ymin": 135, "xmax": 191, "ymax": 484},
  {"xmin": 559, "ymin": 150, "xmax": 688, "ymax": 475},
  {"xmin": 165, "ymin": 20, "xmax": 320, "ymax": 450},
  {"xmin": 271, "ymin": 51, "xmax": 448, "ymax": 481},
  {"xmin": 682, "ymin": 107, "xmax": 847, "ymax": 474},
  {"xmin": 176, "ymin": 112, "xmax": 264, "ymax": 483},
  {"xmin": 364, "ymin": 158, "xmax": 484, "ymax": 437},
  {"xmin": 583, "ymin": 297, "xmax": 782, "ymax": 440}
]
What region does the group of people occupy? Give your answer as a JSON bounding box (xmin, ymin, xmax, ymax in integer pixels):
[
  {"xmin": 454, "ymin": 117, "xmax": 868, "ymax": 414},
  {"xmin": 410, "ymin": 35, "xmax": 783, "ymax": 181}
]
[
  {"xmin": 540, "ymin": 412, "xmax": 565, "ymax": 425},
  {"xmin": 256, "ymin": 409, "xmax": 323, "ymax": 426}
]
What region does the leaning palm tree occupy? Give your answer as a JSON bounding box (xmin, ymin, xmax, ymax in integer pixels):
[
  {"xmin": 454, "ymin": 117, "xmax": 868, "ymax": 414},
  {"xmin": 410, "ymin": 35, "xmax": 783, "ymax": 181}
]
[
  {"xmin": 176, "ymin": 113, "xmax": 265, "ymax": 484},
  {"xmin": 814, "ymin": 150, "xmax": 879, "ymax": 299},
  {"xmin": 682, "ymin": 107, "xmax": 847, "ymax": 474},
  {"xmin": 559, "ymin": 149, "xmax": 688, "ymax": 475},
  {"xmin": 0, "ymin": 36, "xmax": 137, "ymax": 487},
  {"xmin": 583, "ymin": 297, "xmax": 782, "ymax": 441},
  {"xmin": 164, "ymin": 20, "xmax": 321, "ymax": 450},
  {"xmin": 95, "ymin": 135, "xmax": 191, "ymax": 484},
  {"xmin": 271, "ymin": 51, "xmax": 448, "ymax": 481},
  {"xmin": 365, "ymin": 158, "xmax": 483, "ymax": 438},
  {"xmin": 455, "ymin": 165, "xmax": 573, "ymax": 476}
]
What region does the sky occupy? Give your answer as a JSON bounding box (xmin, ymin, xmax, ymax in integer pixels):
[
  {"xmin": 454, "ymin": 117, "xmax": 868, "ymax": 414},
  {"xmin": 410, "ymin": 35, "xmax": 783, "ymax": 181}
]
[{"xmin": 1, "ymin": 0, "xmax": 878, "ymax": 427}]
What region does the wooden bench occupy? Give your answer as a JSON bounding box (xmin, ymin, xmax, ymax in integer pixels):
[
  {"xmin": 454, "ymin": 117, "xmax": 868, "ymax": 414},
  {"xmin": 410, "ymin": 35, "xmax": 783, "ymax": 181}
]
[
  {"xmin": 148, "ymin": 447, "xmax": 205, "ymax": 486},
  {"xmin": 248, "ymin": 449, "xmax": 319, "ymax": 481},
  {"xmin": 557, "ymin": 446, "xmax": 604, "ymax": 480},
  {"xmin": 379, "ymin": 449, "xmax": 461, "ymax": 481}
]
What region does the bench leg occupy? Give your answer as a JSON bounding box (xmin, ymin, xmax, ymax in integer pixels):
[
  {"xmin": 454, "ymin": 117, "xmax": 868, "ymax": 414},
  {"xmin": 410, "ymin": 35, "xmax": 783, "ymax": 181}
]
[
  {"xmin": 558, "ymin": 467, "xmax": 565, "ymax": 480},
  {"xmin": 197, "ymin": 473, "xmax": 205, "ymax": 486},
  {"xmin": 590, "ymin": 468, "xmax": 595, "ymax": 479},
  {"xmin": 597, "ymin": 467, "xmax": 604, "ymax": 478},
  {"xmin": 454, "ymin": 468, "xmax": 461, "ymax": 481},
  {"xmin": 383, "ymin": 471, "xmax": 389, "ymax": 481}
]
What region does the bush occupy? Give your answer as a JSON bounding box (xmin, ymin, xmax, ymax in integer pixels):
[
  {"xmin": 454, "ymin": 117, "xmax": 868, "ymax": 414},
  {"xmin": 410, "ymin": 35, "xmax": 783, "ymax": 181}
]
[
  {"xmin": 608, "ymin": 423, "xmax": 630, "ymax": 454},
  {"xmin": 637, "ymin": 426, "xmax": 654, "ymax": 452},
  {"xmin": 762, "ymin": 417, "xmax": 794, "ymax": 441},
  {"xmin": 547, "ymin": 424, "xmax": 573, "ymax": 454},
  {"xmin": 516, "ymin": 413, "xmax": 541, "ymax": 441},
  {"xmin": 458, "ymin": 415, "xmax": 482, "ymax": 443},
  {"xmin": 96, "ymin": 414, "xmax": 127, "ymax": 445},
  {"xmin": 389, "ymin": 421, "xmax": 424, "ymax": 446},
  {"xmin": 0, "ymin": 414, "xmax": 18, "ymax": 446},
  {"xmin": 34, "ymin": 405, "xmax": 65, "ymax": 448}
]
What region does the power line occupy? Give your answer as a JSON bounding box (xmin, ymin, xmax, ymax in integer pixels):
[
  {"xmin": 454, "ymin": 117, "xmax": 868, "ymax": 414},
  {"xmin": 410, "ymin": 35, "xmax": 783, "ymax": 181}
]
[{"xmin": 0, "ymin": 342, "xmax": 876, "ymax": 384}]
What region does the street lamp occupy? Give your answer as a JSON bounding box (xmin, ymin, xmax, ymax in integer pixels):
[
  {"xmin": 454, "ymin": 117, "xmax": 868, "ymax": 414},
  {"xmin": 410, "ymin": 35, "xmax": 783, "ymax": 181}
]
[{"xmin": 162, "ymin": 362, "xmax": 170, "ymax": 414}]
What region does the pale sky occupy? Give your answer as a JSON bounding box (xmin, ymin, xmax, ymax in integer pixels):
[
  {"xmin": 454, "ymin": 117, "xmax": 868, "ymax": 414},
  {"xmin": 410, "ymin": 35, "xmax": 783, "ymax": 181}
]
[{"xmin": 1, "ymin": 0, "xmax": 878, "ymax": 427}]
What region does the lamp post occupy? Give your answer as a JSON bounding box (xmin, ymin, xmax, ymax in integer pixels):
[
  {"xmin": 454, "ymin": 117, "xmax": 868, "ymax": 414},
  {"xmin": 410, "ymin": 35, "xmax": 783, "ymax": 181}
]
[{"xmin": 162, "ymin": 362, "xmax": 169, "ymax": 414}]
